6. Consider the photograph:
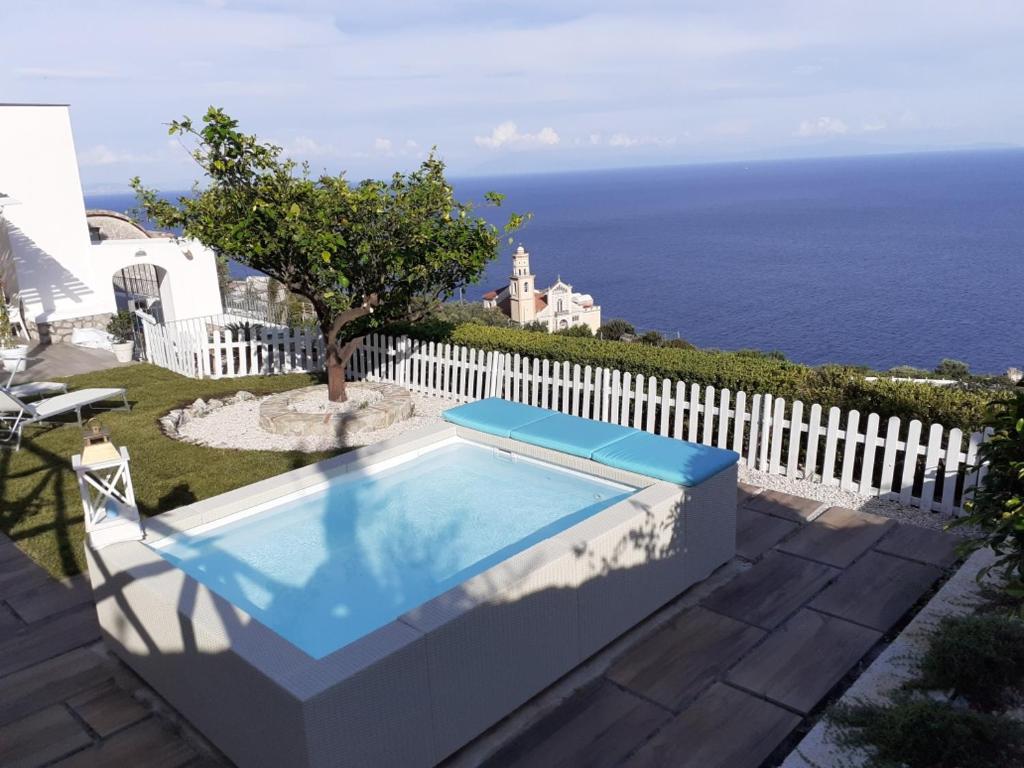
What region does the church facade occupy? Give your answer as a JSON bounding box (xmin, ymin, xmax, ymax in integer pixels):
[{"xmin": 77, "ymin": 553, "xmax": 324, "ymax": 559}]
[{"xmin": 482, "ymin": 246, "xmax": 601, "ymax": 333}]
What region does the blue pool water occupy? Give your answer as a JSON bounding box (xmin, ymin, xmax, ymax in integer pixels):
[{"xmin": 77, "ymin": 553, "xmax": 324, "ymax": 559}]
[{"xmin": 153, "ymin": 441, "xmax": 634, "ymax": 658}]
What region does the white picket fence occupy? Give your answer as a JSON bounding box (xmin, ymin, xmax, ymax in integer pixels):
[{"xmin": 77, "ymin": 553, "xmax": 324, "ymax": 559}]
[{"xmin": 137, "ymin": 318, "xmax": 988, "ymax": 516}]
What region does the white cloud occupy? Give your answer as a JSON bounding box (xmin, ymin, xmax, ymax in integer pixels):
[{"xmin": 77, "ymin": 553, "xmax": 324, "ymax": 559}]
[
  {"xmin": 373, "ymin": 137, "xmax": 393, "ymax": 153},
  {"xmin": 77, "ymin": 145, "xmax": 151, "ymax": 167},
  {"xmin": 16, "ymin": 66, "xmax": 119, "ymax": 80},
  {"xmin": 282, "ymin": 136, "xmax": 341, "ymax": 157},
  {"xmin": 796, "ymin": 116, "xmax": 849, "ymax": 137},
  {"xmin": 606, "ymin": 133, "xmax": 678, "ymax": 148},
  {"xmin": 861, "ymin": 118, "xmax": 887, "ymax": 132},
  {"xmin": 474, "ymin": 122, "xmax": 560, "ymax": 150}
]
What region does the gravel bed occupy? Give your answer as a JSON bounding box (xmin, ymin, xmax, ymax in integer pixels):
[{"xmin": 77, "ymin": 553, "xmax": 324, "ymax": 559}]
[
  {"xmin": 738, "ymin": 464, "xmax": 968, "ymax": 534},
  {"xmin": 177, "ymin": 390, "xmax": 447, "ymax": 452},
  {"xmin": 284, "ymin": 386, "xmax": 383, "ymax": 413}
]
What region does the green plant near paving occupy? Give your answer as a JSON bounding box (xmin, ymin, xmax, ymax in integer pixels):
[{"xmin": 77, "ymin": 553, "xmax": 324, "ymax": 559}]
[
  {"xmin": 951, "ymin": 390, "xmax": 1024, "ymax": 595},
  {"xmin": 913, "ymin": 614, "xmax": 1024, "ymax": 710},
  {"xmin": 437, "ymin": 324, "xmax": 994, "ymax": 432},
  {"xmin": 0, "ymin": 364, "xmax": 336, "ymax": 579},
  {"xmin": 830, "ymin": 694, "xmax": 1024, "ymax": 768}
]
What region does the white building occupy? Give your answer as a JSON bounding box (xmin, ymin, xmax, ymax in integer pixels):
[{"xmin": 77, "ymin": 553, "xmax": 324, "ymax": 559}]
[
  {"xmin": 482, "ymin": 245, "xmax": 601, "ymax": 333},
  {"xmin": 0, "ymin": 104, "xmax": 223, "ymax": 343}
]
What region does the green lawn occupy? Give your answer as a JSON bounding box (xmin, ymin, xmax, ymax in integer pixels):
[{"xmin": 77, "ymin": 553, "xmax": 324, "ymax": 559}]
[{"xmin": 1, "ymin": 364, "xmax": 340, "ymax": 579}]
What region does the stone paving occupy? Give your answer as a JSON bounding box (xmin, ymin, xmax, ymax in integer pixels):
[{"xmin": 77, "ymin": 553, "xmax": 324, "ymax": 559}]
[
  {"xmin": 0, "ymin": 483, "xmax": 958, "ymax": 768},
  {"xmin": 474, "ymin": 483, "xmax": 959, "ymax": 768},
  {"xmin": 9, "ymin": 343, "xmax": 131, "ymax": 387}
]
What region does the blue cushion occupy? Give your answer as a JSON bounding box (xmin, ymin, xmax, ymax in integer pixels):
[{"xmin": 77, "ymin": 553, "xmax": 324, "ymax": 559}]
[
  {"xmin": 591, "ymin": 432, "xmax": 739, "ymax": 486},
  {"xmin": 442, "ymin": 398, "xmax": 552, "ymax": 438},
  {"xmin": 510, "ymin": 413, "xmax": 633, "ymax": 459}
]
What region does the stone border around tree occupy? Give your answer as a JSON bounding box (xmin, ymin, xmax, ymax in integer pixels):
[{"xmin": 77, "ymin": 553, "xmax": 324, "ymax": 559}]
[
  {"xmin": 259, "ymin": 383, "xmax": 414, "ymax": 437},
  {"xmin": 159, "ymin": 391, "xmax": 258, "ymax": 439}
]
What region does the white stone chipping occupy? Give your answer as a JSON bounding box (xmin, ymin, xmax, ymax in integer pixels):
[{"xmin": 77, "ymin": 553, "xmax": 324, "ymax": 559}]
[{"xmin": 174, "ymin": 389, "xmax": 449, "ymax": 452}]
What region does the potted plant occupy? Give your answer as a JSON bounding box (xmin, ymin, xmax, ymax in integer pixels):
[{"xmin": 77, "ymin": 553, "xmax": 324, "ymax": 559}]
[
  {"xmin": 0, "ymin": 285, "xmax": 28, "ymax": 374},
  {"xmin": 107, "ymin": 311, "xmax": 135, "ymax": 363}
]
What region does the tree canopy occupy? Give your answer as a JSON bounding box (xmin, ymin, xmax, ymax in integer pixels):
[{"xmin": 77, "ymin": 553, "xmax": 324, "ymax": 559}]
[{"xmin": 132, "ymin": 107, "xmax": 524, "ymax": 399}]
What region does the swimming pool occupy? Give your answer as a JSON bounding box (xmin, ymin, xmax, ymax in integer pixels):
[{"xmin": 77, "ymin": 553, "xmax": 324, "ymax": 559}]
[
  {"xmin": 152, "ymin": 440, "xmax": 635, "ymax": 658},
  {"xmin": 86, "ymin": 420, "xmax": 737, "ymax": 768}
]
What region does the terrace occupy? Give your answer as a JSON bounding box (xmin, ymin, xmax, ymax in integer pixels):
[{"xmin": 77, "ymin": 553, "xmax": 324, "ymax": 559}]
[{"xmin": 0, "ymin": 362, "xmax": 961, "ymax": 768}]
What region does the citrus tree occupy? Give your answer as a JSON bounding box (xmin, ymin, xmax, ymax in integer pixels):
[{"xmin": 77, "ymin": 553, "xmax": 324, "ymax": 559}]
[{"xmin": 132, "ymin": 107, "xmax": 523, "ymax": 401}]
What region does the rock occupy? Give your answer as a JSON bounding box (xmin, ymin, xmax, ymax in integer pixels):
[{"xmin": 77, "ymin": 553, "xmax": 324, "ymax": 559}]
[
  {"xmin": 159, "ymin": 416, "xmax": 178, "ymax": 435},
  {"xmin": 175, "ymin": 409, "xmax": 189, "ymax": 428},
  {"xmin": 232, "ymin": 390, "xmax": 256, "ymax": 402},
  {"xmin": 206, "ymin": 398, "xmax": 224, "ymax": 410},
  {"xmin": 190, "ymin": 398, "xmax": 208, "ymax": 416}
]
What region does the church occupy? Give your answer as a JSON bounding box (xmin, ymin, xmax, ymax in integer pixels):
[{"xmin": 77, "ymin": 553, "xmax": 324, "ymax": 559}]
[{"xmin": 482, "ymin": 245, "xmax": 601, "ymax": 333}]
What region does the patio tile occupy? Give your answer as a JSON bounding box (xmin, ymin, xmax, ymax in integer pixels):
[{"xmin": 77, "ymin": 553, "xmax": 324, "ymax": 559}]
[
  {"xmin": 726, "ymin": 609, "xmax": 881, "ymax": 714},
  {"xmin": 0, "ymin": 705, "xmax": 93, "ymax": 768},
  {"xmin": 624, "ymin": 682, "xmax": 801, "ymax": 768},
  {"xmin": 51, "ymin": 718, "xmax": 197, "ymax": 768},
  {"xmin": 0, "ymin": 602, "xmax": 24, "ymax": 637},
  {"xmin": 0, "ymin": 554, "xmax": 53, "ymax": 597},
  {"xmin": 810, "ymin": 550, "xmax": 943, "ymax": 632},
  {"xmin": 481, "ymin": 680, "xmax": 669, "ymax": 768},
  {"xmin": 874, "ymin": 523, "xmax": 960, "ymax": 568},
  {"xmin": 737, "ymin": 482, "xmax": 761, "ymax": 507},
  {"xmin": 775, "ymin": 507, "xmax": 893, "ymax": 568},
  {"xmin": 68, "ymin": 681, "xmax": 149, "ymax": 738},
  {"xmin": 742, "ymin": 489, "xmax": 824, "ymax": 522},
  {"xmin": 6, "ymin": 575, "xmax": 93, "ymax": 624},
  {"xmin": 736, "ymin": 508, "xmax": 799, "ymax": 561},
  {"xmin": 0, "ymin": 647, "xmax": 111, "ymax": 727},
  {"xmin": 702, "ymin": 551, "xmax": 839, "ymax": 630},
  {"xmin": 607, "ymin": 607, "xmax": 766, "ymax": 711},
  {"xmin": 0, "ymin": 604, "xmax": 100, "ymax": 678}
]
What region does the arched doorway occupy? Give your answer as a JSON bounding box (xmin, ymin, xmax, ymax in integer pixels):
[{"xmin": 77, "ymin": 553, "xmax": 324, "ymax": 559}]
[{"xmin": 112, "ymin": 263, "xmax": 168, "ymax": 323}]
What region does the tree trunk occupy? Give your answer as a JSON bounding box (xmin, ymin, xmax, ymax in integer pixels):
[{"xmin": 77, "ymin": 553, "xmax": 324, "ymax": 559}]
[{"xmin": 325, "ymin": 335, "xmax": 365, "ymax": 403}]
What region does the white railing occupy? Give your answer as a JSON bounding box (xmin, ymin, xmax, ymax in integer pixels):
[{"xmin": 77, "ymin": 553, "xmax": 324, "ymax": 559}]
[{"xmin": 138, "ymin": 322, "xmax": 988, "ymax": 516}]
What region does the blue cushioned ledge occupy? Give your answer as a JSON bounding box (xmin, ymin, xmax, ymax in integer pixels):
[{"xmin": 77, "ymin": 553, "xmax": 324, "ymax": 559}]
[
  {"xmin": 442, "ymin": 398, "xmax": 552, "ymax": 438},
  {"xmin": 590, "ymin": 432, "xmax": 739, "ymax": 486},
  {"xmin": 509, "ymin": 412, "xmax": 634, "ymax": 459}
]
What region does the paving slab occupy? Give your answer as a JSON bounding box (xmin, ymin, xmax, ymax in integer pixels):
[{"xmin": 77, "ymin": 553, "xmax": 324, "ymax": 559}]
[
  {"xmin": 726, "ymin": 609, "xmax": 881, "ymax": 714},
  {"xmin": 0, "ymin": 647, "xmax": 112, "ymax": 727},
  {"xmin": 810, "ymin": 550, "xmax": 943, "ymax": 632},
  {"xmin": 737, "ymin": 482, "xmax": 761, "ymax": 507},
  {"xmin": 624, "ymin": 682, "xmax": 801, "ymax": 768},
  {"xmin": 0, "ymin": 602, "xmax": 24, "ymax": 637},
  {"xmin": 607, "ymin": 606, "xmax": 766, "ymax": 711},
  {"xmin": 737, "ymin": 508, "xmax": 800, "ymax": 561},
  {"xmin": 68, "ymin": 681, "xmax": 150, "ymax": 738},
  {"xmin": 51, "ymin": 718, "xmax": 197, "ymax": 768},
  {"xmin": 874, "ymin": 523, "xmax": 960, "ymax": 568},
  {"xmin": 0, "ymin": 553, "xmax": 54, "ymax": 597},
  {"xmin": 703, "ymin": 551, "xmax": 839, "ymax": 630},
  {"xmin": 0, "ymin": 704, "xmax": 93, "ymax": 768},
  {"xmin": 6, "ymin": 574, "xmax": 93, "ymax": 624},
  {"xmin": 775, "ymin": 507, "xmax": 893, "ymax": 568},
  {"xmin": 481, "ymin": 680, "xmax": 669, "ymax": 768},
  {"xmin": 0, "ymin": 604, "xmax": 101, "ymax": 678},
  {"xmin": 742, "ymin": 489, "xmax": 824, "ymax": 522}
]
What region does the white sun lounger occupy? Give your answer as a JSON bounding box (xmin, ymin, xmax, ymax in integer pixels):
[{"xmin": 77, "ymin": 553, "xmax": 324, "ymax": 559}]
[
  {"xmin": 3, "ymin": 361, "xmax": 68, "ymax": 400},
  {"xmin": 0, "ymin": 387, "xmax": 129, "ymax": 450}
]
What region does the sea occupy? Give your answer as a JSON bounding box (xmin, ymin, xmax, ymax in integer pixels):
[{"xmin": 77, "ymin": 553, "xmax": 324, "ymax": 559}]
[{"xmin": 86, "ymin": 149, "xmax": 1024, "ymax": 374}]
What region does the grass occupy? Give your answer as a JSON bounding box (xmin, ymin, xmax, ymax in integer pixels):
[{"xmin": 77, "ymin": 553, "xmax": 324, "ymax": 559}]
[{"xmin": 1, "ymin": 363, "xmax": 340, "ymax": 579}]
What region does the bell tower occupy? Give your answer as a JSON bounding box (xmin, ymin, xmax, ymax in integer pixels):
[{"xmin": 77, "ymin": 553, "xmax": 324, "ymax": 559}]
[{"xmin": 508, "ymin": 245, "xmax": 536, "ymax": 324}]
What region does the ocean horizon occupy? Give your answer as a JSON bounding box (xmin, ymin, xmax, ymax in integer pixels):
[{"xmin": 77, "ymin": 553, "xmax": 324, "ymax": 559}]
[{"xmin": 87, "ymin": 149, "xmax": 1024, "ymax": 374}]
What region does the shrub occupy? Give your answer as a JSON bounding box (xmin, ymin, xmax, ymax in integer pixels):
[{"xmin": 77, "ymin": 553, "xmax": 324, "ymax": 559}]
[
  {"xmin": 915, "ymin": 614, "xmax": 1024, "ymax": 710},
  {"xmin": 831, "ymin": 695, "xmax": 1024, "ymax": 768},
  {"xmin": 555, "ymin": 324, "xmax": 593, "ymax": 338},
  {"xmin": 596, "ymin": 318, "xmax": 635, "ymax": 341},
  {"xmin": 936, "ymin": 358, "xmax": 971, "ymax": 379},
  {"xmin": 638, "ymin": 330, "xmax": 663, "ymax": 346},
  {"xmin": 952, "ymin": 391, "xmax": 1024, "ymax": 591},
  {"xmin": 448, "ymin": 324, "xmax": 994, "ymax": 431},
  {"xmin": 664, "ymin": 338, "xmax": 695, "ymax": 350},
  {"xmin": 106, "ymin": 311, "xmax": 134, "ymax": 343},
  {"xmin": 521, "ymin": 321, "xmax": 549, "ymax": 333}
]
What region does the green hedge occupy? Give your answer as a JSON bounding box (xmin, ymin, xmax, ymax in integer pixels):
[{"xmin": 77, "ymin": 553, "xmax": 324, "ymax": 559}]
[{"xmin": 433, "ymin": 324, "xmax": 994, "ymax": 432}]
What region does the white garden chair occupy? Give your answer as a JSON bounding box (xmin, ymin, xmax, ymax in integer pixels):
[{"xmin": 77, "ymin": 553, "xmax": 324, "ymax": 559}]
[
  {"xmin": 0, "ymin": 387, "xmax": 129, "ymax": 450},
  {"xmin": 3, "ymin": 361, "xmax": 68, "ymax": 399}
]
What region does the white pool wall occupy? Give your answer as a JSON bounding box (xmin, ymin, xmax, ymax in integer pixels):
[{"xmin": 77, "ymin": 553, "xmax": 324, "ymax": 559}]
[{"xmin": 85, "ymin": 421, "xmax": 737, "ymax": 768}]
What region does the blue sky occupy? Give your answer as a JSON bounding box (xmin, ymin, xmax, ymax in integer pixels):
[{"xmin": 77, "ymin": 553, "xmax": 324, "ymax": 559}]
[{"xmin": 4, "ymin": 0, "xmax": 1023, "ymax": 192}]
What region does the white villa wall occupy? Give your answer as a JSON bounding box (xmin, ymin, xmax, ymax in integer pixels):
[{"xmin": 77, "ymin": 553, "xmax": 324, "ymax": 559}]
[
  {"xmin": 0, "ymin": 105, "xmax": 112, "ymax": 326},
  {"xmin": 0, "ymin": 104, "xmax": 222, "ymax": 338}
]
